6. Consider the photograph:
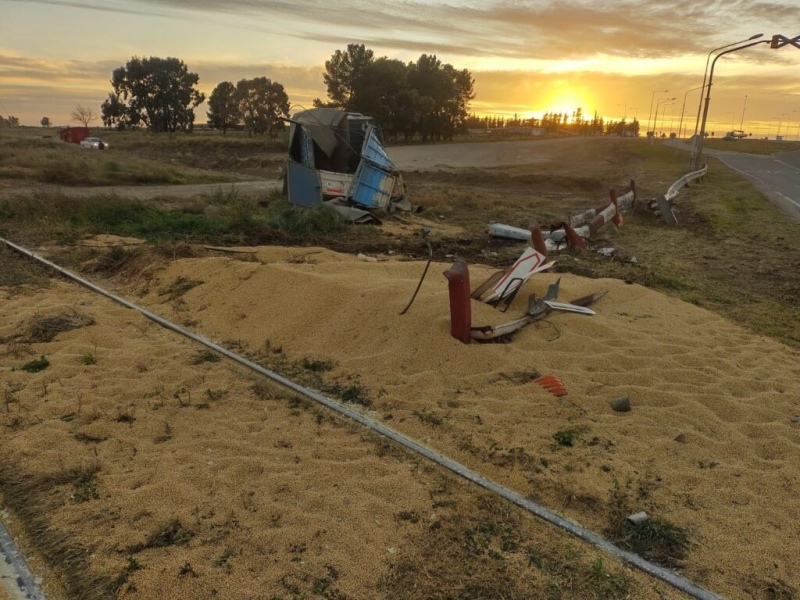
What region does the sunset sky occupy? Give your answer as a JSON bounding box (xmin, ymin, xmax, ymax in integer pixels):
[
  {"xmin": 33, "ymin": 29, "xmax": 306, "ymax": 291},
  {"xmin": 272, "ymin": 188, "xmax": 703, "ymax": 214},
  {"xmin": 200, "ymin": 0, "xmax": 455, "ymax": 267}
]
[{"xmin": 2, "ymin": 0, "xmax": 799, "ymax": 138}]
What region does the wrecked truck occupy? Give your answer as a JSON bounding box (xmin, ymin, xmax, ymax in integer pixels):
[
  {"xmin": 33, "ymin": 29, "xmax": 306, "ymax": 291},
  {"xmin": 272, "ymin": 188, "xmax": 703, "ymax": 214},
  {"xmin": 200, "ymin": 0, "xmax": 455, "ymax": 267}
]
[{"xmin": 284, "ymin": 108, "xmax": 414, "ymax": 218}]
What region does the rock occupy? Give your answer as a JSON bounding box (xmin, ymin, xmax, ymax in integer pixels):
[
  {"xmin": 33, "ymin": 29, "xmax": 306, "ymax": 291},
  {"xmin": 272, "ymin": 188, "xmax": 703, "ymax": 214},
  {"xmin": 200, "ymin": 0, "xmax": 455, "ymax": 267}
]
[
  {"xmin": 674, "ymin": 433, "xmax": 687, "ymax": 443},
  {"xmin": 610, "ymin": 396, "xmax": 631, "ymax": 412},
  {"xmin": 626, "ymin": 511, "xmax": 649, "ymax": 525}
]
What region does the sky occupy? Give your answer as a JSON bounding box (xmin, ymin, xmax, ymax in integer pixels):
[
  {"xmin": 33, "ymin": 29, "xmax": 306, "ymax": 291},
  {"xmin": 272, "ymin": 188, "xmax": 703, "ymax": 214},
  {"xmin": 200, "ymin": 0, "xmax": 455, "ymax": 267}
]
[{"xmin": 1, "ymin": 0, "xmax": 799, "ymax": 138}]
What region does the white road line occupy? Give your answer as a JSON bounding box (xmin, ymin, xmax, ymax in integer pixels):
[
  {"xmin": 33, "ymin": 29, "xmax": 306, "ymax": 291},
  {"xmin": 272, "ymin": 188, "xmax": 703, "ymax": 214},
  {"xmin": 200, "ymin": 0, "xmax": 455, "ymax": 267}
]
[{"xmin": 777, "ymin": 192, "xmax": 800, "ymax": 210}]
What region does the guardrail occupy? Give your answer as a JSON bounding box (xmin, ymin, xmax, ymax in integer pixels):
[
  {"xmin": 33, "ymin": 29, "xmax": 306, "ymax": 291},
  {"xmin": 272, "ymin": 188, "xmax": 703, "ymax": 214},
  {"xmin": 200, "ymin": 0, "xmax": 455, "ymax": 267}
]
[
  {"xmin": 646, "ymin": 165, "xmax": 708, "ymax": 225},
  {"xmin": 665, "ymin": 165, "xmax": 708, "ymax": 201}
]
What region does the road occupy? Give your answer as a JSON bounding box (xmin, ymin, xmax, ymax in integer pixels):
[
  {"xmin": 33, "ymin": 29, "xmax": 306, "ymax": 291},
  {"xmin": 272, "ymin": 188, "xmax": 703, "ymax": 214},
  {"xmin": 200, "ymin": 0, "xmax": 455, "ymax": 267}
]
[
  {"xmin": 387, "ymin": 137, "xmax": 572, "ymax": 170},
  {"xmin": 670, "ymin": 141, "xmax": 800, "ymax": 222},
  {"xmin": 711, "ymin": 149, "xmax": 800, "ymax": 220}
]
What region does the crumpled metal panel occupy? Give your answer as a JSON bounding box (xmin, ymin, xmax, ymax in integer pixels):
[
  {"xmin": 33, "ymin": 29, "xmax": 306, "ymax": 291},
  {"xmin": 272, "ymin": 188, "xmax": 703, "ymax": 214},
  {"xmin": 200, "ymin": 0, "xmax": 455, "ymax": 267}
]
[
  {"xmin": 360, "ymin": 125, "xmax": 394, "ymax": 170},
  {"xmin": 286, "ymin": 160, "xmax": 322, "ymax": 208},
  {"xmin": 349, "ymin": 161, "xmax": 396, "ymax": 210}
]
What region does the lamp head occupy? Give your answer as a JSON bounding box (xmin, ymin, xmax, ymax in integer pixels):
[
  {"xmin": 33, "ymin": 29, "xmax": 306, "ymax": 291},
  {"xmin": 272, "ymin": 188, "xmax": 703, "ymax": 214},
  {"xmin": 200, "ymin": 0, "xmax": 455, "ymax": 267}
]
[{"xmin": 748, "ymin": 33, "xmax": 764, "ymax": 40}]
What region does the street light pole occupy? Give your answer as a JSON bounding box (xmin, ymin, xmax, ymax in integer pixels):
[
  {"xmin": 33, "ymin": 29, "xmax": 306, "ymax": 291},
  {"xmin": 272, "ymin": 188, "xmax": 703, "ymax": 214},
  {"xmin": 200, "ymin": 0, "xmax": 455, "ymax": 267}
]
[
  {"xmin": 739, "ymin": 95, "xmax": 748, "ymax": 131},
  {"xmin": 647, "ymin": 90, "xmax": 667, "ymax": 139},
  {"xmin": 692, "ymin": 34, "xmax": 764, "ymax": 141},
  {"xmin": 678, "ymin": 86, "xmax": 703, "ymax": 139},
  {"xmin": 654, "ymin": 98, "xmax": 675, "ymax": 138},
  {"xmin": 693, "ymin": 39, "xmax": 771, "ymax": 169}
]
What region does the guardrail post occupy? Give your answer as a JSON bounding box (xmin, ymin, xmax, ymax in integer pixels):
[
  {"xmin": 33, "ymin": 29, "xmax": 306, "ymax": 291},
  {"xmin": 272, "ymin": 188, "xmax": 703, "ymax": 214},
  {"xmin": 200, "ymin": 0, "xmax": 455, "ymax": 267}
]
[{"xmin": 443, "ymin": 259, "xmax": 472, "ymax": 344}]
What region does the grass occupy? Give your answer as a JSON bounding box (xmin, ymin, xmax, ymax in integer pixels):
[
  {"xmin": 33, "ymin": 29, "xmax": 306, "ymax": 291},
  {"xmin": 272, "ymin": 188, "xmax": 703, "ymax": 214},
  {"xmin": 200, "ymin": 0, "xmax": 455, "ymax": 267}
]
[
  {"xmin": 19, "ymin": 355, "xmax": 49, "ymax": 372},
  {"xmin": 0, "ymin": 128, "xmax": 235, "ymax": 186},
  {"xmin": 0, "ymin": 461, "xmax": 121, "ymax": 599},
  {"xmin": 553, "ymin": 427, "xmax": 584, "ymax": 447},
  {"xmin": 606, "ymin": 481, "xmax": 690, "ymax": 568},
  {"xmin": 129, "ymin": 519, "xmax": 193, "ymax": 553},
  {"xmin": 19, "ymin": 310, "xmax": 96, "ymax": 343},
  {"xmin": 189, "ymin": 348, "xmax": 220, "ymax": 364},
  {"xmin": 0, "ymin": 189, "xmax": 359, "ymax": 247}
]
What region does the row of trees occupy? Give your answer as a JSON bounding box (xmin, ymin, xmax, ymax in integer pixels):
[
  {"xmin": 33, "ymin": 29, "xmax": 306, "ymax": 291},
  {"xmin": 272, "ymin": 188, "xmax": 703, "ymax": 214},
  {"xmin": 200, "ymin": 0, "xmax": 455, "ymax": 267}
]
[
  {"xmin": 465, "ymin": 110, "xmax": 641, "ymax": 137},
  {"xmin": 0, "ymin": 115, "xmax": 20, "ymax": 128},
  {"xmin": 92, "ymin": 46, "xmax": 474, "ymax": 139}
]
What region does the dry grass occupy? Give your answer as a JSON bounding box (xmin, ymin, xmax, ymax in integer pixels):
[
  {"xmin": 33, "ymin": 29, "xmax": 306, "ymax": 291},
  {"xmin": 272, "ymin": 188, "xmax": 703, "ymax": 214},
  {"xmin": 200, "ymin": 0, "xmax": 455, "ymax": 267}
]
[{"xmin": 19, "ymin": 310, "xmax": 96, "ymax": 343}]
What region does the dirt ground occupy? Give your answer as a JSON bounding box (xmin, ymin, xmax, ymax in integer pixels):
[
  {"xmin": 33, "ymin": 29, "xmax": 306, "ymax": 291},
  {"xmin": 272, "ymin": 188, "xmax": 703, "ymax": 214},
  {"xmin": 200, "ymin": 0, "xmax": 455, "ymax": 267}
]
[{"xmin": 2, "ymin": 135, "xmax": 800, "ymax": 600}]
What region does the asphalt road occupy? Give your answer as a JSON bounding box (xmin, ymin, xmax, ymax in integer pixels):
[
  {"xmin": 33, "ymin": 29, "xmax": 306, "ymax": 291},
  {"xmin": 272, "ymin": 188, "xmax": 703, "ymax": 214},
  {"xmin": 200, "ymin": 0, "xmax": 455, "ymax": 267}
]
[
  {"xmin": 387, "ymin": 137, "xmax": 571, "ymax": 170},
  {"xmin": 710, "ymin": 149, "xmax": 800, "ymax": 221}
]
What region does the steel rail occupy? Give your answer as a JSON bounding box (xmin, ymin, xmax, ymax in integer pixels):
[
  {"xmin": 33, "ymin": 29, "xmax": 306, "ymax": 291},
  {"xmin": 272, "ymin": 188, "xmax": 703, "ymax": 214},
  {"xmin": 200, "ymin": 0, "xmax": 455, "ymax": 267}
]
[
  {"xmin": 1, "ymin": 235, "xmax": 723, "ymax": 600},
  {"xmin": 0, "ymin": 518, "xmax": 47, "ymax": 600}
]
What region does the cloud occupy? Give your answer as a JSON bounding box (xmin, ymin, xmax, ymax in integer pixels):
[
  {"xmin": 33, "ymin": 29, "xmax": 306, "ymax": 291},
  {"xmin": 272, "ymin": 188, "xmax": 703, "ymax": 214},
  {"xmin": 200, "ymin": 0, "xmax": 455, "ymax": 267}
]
[{"xmin": 12, "ymin": 0, "xmax": 798, "ymax": 62}]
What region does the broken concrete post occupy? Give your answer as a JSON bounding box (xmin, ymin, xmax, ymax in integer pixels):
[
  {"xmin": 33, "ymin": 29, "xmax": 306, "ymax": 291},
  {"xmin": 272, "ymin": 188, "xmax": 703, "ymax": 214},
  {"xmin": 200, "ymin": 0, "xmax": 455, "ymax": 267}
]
[
  {"xmin": 656, "ymin": 195, "xmax": 678, "ymax": 225},
  {"xmin": 611, "ymin": 189, "xmax": 623, "ymax": 227},
  {"xmin": 443, "ymin": 259, "xmax": 472, "ymax": 344},
  {"xmin": 552, "ymin": 221, "xmax": 587, "ymax": 250},
  {"xmin": 528, "ymin": 220, "xmax": 549, "ymax": 261}
]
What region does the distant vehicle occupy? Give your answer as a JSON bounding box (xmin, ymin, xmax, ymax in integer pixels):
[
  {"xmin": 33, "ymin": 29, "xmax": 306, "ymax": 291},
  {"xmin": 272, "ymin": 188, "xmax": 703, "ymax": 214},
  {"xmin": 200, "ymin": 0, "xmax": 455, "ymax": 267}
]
[
  {"xmin": 80, "ymin": 137, "xmax": 108, "ymax": 149},
  {"xmin": 723, "ymin": 130, "xmax": 746, "ymax": 141}
]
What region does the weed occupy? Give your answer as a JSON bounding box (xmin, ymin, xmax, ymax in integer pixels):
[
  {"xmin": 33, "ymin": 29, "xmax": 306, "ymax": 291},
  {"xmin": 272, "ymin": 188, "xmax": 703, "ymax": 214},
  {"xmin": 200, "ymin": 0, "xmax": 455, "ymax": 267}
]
[
  {"xmin": 115, "ymin": 411, "xmax": 135, "ymax": 424},
  {"xmin": 22, "ymin": 311, "xmax": 95, "ymax": 343},
  {"xmin": 413, "ymin": 409, "xmax": 444, "ymax": 427},
  {"xmin": 214, "ymin": 548, "xmax": 235, "ymax": 574},
  {"xmin": 178, "ymin": 562, "xmax": 198, "ymax": 578},
  {"xmin": 323, "ymin": 379, "xmax": 371, "ymax": 408},
  {"xmin": 585, "ymin": 558, "xmax": 631, "ymax": 598},
  {"xmin": 20, "ymin": 355, "xmax": 49, "ymax": 373},
  {"xmin": 301, "ymin": 357, "xmax": 334, "ymax": 372},
  {"xmin": 85, "ymin": 246, "xmax": 140, "ymax": 275},
  {"xmin": 205, "ymin": 388, "xmax": 227, "ymax": 402},
  {"xmin": 698, "ymin": 460, "xmax": 719, "ymax": 469},
  {"xmin": 396, "ymin": 510, "xmax": 420, "ymax": 524},
  {"xmin": 72, "ymin": 467, "xmax": 100, "ymax": 503},
  {"xmin": 130, "ymin": 519, "xmax": 193, "ymax": 552},
  {"xmin": 80, "ymin": 352, "xmax": 96, "ymax": 365},
  {"xmin": 159, "ymin": 276, "xmax": 203, "ymax": 301},
  {"xmin": 552, "ymin": 426, "xmax": 584, "ymax": 447},
  {"xmin": 190, "ymin": 348, "xmax": 220, "ymax": 365},
  {"xmin": 74, "ymin": 432, "xmax": 107, "ymax": 444},
  {"xmin": 607, "ymin": 483, "xmax": 690, "ymax": 567},
  {"xmin": 252, "ymin": 380, "xmax": 275, "ymax": 401},
  {"xmin": 3, "ymin": 383, "xmax": 22, "ymax": 412}
]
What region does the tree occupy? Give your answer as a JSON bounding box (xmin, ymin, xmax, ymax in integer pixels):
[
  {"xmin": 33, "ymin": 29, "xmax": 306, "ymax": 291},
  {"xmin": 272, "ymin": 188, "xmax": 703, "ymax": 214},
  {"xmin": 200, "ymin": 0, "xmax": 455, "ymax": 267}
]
[
  {"xmin": 234, "ymin": 77, "xmax": 290, "ymax": 137},
  {"xmin": 1, "ymin": 115, "xmax": 20, "ymax": 128},
  {"xmin": 206, "ymin": 81, "xmax": 239, "ymax": 133},
  {"xmin": 101, "ymin": 56, "xmax": 205, "ymax": 132},
  {"xmin": 71, "ymin": 106, "xmax": 96, "ymax": 127},
  {"xmin": 40, "ymin": 116, "xmax": 51, "ymax": 128},
  {"xmin": 317, "ymin": 43, "xmax": 375, "ymax": 110}
]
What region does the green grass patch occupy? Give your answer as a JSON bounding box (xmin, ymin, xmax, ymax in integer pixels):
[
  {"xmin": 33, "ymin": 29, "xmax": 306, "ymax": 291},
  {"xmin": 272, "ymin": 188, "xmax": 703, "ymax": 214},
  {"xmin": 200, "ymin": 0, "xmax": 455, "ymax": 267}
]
[{"xmin": 19, "ymin": 355, "xmax": 49, "ymax": 372}]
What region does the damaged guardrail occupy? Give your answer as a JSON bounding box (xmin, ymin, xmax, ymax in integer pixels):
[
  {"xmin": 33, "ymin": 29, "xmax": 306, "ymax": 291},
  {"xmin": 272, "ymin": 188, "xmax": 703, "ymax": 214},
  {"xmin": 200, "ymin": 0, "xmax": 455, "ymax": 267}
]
[
  {"xmin": 646, "ymin": 165, "xmax": 708, "ymax": 225},
  {"xmin": 488, "ymin": 183, "xmax": 632, "ymax": 252}
]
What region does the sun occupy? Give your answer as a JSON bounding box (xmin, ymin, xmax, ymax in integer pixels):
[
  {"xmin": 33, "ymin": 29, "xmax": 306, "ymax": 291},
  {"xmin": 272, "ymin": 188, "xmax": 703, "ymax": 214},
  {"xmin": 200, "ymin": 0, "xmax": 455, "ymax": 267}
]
[{"xmin": 539, "ymin": 87, "xmax": 596, "ymax": 121}]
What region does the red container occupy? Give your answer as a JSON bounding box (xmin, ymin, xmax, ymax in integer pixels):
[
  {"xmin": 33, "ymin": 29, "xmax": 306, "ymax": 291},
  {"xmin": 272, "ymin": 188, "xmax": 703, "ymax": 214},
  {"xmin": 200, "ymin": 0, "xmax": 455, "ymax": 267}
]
[{"xmin": 58, "ymin": 127, "xmax": 90, "ymax": 144}]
